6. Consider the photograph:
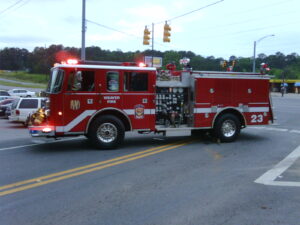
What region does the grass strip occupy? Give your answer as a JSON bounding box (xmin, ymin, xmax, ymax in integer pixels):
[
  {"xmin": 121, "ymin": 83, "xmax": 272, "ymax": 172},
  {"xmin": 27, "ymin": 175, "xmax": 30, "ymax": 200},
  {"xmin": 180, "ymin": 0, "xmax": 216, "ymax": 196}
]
[
  {"xmin": 0, "ymin": 71, "xmax": 48, "ymax": 84},
  {"xmin": 0, "ymin": 80, "xmax": 46, "ymax": 89}
]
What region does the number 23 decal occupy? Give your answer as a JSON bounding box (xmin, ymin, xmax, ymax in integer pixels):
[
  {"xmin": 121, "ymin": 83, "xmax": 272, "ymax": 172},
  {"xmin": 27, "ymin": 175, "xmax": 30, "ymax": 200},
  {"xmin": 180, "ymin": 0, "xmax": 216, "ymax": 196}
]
[{"xmin": 251, "ymin": 114, "xmax": 263, "ymax": 123}]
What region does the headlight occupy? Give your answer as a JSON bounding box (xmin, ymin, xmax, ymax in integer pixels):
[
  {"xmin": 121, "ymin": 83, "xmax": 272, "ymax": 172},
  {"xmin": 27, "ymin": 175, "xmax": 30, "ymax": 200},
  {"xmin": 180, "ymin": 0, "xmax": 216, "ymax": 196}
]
[
  {"xmin": 45, "ymin": 109, "xmax": 50, "ymax": 117},
  {"xmin": 45, "ymin": 99, "xmax": 50, "ymax": 109}
]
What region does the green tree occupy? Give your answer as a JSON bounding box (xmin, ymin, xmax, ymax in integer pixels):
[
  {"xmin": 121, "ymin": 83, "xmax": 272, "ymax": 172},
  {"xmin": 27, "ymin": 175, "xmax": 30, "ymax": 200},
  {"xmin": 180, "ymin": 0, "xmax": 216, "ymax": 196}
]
[{"xmin": 163, "ymin": 51, "xmax": 181, "ymax": 69}]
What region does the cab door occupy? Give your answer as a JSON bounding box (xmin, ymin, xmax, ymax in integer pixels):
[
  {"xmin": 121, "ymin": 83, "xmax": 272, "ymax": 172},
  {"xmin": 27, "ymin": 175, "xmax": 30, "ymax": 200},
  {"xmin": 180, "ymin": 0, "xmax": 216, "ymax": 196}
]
[
  {"xmin": 99, "ymin": 70, "xmax": 123, "ymax": 111},
  {"xmin": 62, "ymin": 69, "xmax": 98, "ymax": 133},
  {"xmin": 122, "ymin": 70, "xmax": 156, "ymax": 130}
]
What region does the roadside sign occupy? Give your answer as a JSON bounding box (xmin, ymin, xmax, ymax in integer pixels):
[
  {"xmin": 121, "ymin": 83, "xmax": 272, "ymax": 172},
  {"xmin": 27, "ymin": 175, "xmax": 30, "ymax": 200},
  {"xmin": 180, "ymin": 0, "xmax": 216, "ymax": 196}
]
[{"xmin": 144, "ymin": 56, "xmax": 162, "ymax": 68}]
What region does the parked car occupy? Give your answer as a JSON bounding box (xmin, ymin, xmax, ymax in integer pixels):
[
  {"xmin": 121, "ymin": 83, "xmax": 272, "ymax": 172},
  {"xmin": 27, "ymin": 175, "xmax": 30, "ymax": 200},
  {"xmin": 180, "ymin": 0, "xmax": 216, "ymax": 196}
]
[
  {"xmin": 0, "ymin": 98, "xmax": 15, "ymax": 117},
  {"xmin": 0, "ymin": 96, "xmax": 10, "ymax": 101},
  {"xmin": 9, "ymin": 97, "xmax": 47, "ymax": 126},
  {"xmin": 6, "ymin": 98, "xmax": 19, "ymax": 119},
  {"xmin": 0, "ymin": 90, "xmax": 10, "ymax": 96},
  {"xmin": 5, "ymin": 103, "xmax": 13, "ymax": 119},
  {"xmin": 8, "ymin": 89, "xmax": 36, "ymax": 97}
]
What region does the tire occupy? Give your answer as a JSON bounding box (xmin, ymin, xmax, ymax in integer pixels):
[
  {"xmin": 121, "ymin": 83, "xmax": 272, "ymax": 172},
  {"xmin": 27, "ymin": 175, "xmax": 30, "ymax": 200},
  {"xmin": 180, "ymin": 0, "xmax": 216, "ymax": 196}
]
[
  {"xmin": 213, "ymin": 114, "xmax": 241, "ymax": 143},
  {"xmin": 88, "ymin": 115, "xmax": 125, "ymax": 149}
]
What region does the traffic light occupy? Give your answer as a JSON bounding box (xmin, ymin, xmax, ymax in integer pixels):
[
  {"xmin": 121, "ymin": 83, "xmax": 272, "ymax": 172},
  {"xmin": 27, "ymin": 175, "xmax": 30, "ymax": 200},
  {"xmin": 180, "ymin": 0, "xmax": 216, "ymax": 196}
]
[
  {"xmin": 163, "ymin": 21, "xmax": 171, "ymax": 42},
  {"xmin": 143, "ymin": 26, "xmax": 150, "ymax": 45}
]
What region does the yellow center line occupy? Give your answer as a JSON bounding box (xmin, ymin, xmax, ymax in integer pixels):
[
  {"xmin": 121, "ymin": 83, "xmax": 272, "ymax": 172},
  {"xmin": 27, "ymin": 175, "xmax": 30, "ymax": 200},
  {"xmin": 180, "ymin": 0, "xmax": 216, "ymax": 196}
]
[
  {"xmin": 0, "ymin": 140, "xmax": 193, "ymax": 197},
  {"xmin": 0, "ymin": 142, "xmax": 177, "ymax": 191}
]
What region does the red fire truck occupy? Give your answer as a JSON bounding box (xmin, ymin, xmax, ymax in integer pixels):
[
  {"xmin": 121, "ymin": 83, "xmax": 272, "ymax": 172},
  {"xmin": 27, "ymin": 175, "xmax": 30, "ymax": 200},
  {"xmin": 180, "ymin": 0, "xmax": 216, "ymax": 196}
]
[{"xmin": 29, "ymin": 60, "xmax": 274, "ymax": 149}]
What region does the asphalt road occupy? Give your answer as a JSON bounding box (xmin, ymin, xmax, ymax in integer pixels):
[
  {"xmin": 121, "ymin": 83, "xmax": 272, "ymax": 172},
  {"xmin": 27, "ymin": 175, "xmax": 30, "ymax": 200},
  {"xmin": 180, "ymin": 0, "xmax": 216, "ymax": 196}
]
[
  {"xmin": 0, "ymin": 94, "xmax": 300, "ymax": 225},
  {"xmin": 0, "ymin": 77, "xmax": 44, "ymax": 92}
]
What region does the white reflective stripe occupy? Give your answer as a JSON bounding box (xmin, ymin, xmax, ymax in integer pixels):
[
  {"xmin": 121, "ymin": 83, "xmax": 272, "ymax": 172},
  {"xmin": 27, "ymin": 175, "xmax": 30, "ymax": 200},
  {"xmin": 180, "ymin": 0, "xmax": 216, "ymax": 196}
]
[
  {"xmin": 144, "ymin": 109, "xmax": 156, "ymax": 115},
  {"xmin": 56, "ymin": 110, "xmax": 96, "ymax": 132},
  {"xmin": 248, "ymin": 102, "xmax": 268, "ymax": 105},
  {"xmin": 194, "ymin": 108, "xmax": 211, "ymax": 113},
  {"xmin": 124, "ymin": 109, "xmax": 134, "ymax": 115},
  {"xmin": 124, "ymin": 109, "xmax": 155, "ymax": 115},
  {"xmin": 248, "ymin": 107, "xmax": 269, "ymax": 112},
  {"xmin": 194, "ymin": 74, "xmax": 270, "ymax": 80},
  {"xmin": 56, "ymin": 126, "xmax": 64, "ymax": 132},
  {"xmin": 193, "ymin": 107, "xmax": 269, "ymax": 114}
]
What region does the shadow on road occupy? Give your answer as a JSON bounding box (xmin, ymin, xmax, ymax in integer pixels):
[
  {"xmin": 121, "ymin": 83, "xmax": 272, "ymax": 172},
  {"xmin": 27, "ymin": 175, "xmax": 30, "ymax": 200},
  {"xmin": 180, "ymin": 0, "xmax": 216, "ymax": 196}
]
[
  {"xmin": 23, "ymin": 130, "xmax": 266, "ymax": 154},
  {"xmin": 28, "ymin": 135, "xmax": 193, "ymax": 154}
]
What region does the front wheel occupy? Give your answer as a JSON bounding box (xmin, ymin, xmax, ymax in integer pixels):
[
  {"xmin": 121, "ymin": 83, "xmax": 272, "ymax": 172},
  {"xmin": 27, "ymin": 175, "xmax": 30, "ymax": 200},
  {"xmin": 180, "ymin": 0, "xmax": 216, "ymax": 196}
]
[
  {"xmin": 213, "ymin": 114, "xmax": 241, "ymax": 143},
  {"xmin": 88, "ymin": 115, "xmax": 125, "ymax": 149}
]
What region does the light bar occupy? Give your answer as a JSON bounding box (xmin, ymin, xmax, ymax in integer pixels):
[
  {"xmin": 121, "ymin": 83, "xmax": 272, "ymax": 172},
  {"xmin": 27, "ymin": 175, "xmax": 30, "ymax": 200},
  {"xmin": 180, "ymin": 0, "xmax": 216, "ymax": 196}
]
[{"xmin": 66, "ymin": 59, "xmax": 79, "ymax": 65}]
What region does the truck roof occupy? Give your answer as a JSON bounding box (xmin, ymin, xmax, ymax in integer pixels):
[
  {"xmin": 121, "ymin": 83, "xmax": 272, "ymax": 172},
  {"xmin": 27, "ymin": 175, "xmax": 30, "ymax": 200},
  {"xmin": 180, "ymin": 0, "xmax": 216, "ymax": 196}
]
[{"xmin": 53, "ymin": 64, "xmax": 157, "ymax": 71}]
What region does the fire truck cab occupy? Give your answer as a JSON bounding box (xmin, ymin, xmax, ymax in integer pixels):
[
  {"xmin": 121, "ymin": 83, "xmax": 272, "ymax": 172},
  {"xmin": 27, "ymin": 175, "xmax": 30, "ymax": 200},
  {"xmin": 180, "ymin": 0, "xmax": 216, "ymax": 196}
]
[{"xmin": 29, "ymin": 60, "xmax": 273, "ymax": 149}]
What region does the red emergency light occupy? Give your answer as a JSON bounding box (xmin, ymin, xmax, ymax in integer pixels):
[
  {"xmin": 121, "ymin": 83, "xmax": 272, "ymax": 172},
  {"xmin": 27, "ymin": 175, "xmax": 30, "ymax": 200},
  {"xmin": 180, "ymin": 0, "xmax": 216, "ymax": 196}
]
[
  {"xmin": 138, "ymin": 62, "xmax": 146, "ymax": 67},
  {"xmin": 66, "ymin": 59, "xmax": 79, "ymax": 65}
]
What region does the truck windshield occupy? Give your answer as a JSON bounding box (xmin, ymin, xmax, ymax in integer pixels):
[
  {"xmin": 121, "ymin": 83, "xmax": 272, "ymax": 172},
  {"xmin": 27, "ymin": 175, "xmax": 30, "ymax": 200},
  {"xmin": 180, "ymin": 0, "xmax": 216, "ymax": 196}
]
[{"xmin": 46, "ymin": 68, "xmax": 65, "ymax": 93}]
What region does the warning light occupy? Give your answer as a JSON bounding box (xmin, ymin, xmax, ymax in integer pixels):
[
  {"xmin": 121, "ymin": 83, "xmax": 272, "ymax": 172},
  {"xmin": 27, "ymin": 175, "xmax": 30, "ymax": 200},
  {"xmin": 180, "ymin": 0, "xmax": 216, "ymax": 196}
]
[
  {"xmin": 66, "ymin": 59, "xmax": 78, "ymax": 65},
  {"xmin": 138, "ymin": 62, "xmax": 146, "ymax": 67},
  {"xmin": 58, "ymin": 111, "xmax": 62, "ymax": 116},
  {"xmin": 42, "ymin": 127, "xmax": 52, "ymax": 133}
]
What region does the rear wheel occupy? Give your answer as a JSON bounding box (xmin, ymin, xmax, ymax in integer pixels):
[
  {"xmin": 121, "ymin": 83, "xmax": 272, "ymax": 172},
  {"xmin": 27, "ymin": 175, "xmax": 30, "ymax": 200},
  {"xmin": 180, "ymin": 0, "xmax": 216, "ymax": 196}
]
[
  {"xmin": 88, "ymin": 115, "xmax": 125, "ymax": 149},
  {"xmin": 213, "ymin": 114, "xmax": 241, "ymax": 142}
]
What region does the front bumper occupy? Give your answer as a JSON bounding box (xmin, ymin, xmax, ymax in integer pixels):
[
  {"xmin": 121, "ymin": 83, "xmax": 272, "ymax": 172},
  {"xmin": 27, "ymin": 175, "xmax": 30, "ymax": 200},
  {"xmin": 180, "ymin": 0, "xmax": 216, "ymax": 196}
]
[{"xmin": 29, "ymin": 126, "xmax": 55, "ymax": 137}]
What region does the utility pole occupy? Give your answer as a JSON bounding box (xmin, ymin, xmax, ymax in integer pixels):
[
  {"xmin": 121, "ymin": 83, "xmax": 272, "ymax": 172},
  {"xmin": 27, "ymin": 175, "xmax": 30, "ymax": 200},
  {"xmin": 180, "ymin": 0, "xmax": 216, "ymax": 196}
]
[
  {"xmin": 151, "ymin": 23, "xmax": 154, "ymax": 67},
  {"xmin": 252, "ymin": 34, "xmax": 274, "ymax": 73},
  {"xmin": 252, "ymin": 41, "xmax": 256, "ymax": 73},
  {"xmin": 81, "ymin": 0, "xmax": 86, "ymax": 61}
]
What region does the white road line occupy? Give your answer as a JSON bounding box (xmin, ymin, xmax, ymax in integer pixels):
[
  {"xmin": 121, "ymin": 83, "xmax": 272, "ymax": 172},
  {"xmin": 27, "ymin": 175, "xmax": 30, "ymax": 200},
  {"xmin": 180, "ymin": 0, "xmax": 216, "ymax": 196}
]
[
  {"xmin": 264, "ymin": 127, "xmax": 288, "ymax": 132},
  {"xmin": 255, "ymin": 144, "xmax": 300, "ymax": 187},
  {"xmin": 249, "ymin": 126, "xmax": 266, "ymax": 129},
  {"xmin": 0, "ymin": 137, "xmax": 83, "ymax": 152},
  {"xmin": 290, "ymin": 130, "xmax": 300, "ymax": 134},
  {"xmin": 0, "ymin": 143, "xmax": 42, "ymax": 151},
  {"xmin": 249, "ymin": 127, "xmax": 300, "ymax": 134}
]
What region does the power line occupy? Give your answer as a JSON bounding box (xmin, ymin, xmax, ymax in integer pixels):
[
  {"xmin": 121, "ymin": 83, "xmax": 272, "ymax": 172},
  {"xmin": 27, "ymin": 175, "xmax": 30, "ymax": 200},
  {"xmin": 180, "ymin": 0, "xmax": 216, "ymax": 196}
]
[
  {"xmin": 86, "ymin": 19, "xmax": 177, "ymax": 49},
  {"xmin": 185, "ymin": 19, "xmax": 300, "ymax": 41},
  {"xmin": 218, "ymin": 0, "xmax": 297, "ymax": 19},
  {"xmin": 87, "ymin": 1, "xmax": 224, "ymax": 49},
  {"xmin": 86, "ymin": 19, "xmax": 138, "ymax": 38},
  {"xmin": 10, "ymin": 0, "xmax": 31, "ymax": 13},
  {"xmin": 0, "ymin": 0, "xmax": 24, "ymax": 16},
  {"xmin": 195, "ymin": 9, "xmax": 299, "ymax": 33},
  {"xmin": 154, "ymin": 0, "xmax": 224, "ymax": 25},
  {"xmin": 167, "ymin": 0, "xmax": 224, "ymax": 23}
]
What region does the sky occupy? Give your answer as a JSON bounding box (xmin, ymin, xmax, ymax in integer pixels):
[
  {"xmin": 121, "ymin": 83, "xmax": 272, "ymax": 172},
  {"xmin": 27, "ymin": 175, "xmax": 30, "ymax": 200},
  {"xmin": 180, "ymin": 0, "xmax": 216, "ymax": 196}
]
[{"xmin": 0, "ymin": 0, "xmax": 299, "ymax": 59}]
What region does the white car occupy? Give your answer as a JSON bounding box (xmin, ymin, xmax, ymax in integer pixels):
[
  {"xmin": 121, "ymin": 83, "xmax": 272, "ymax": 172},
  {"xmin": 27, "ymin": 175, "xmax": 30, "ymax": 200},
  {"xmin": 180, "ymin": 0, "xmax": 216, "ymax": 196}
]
[
  {"xmin": 9, "ymin": 97, "xmax": 47, "ymax": 126},
  {"xmin": 8, "ymin": 89, "xmax": 36, "ymax": 97}
]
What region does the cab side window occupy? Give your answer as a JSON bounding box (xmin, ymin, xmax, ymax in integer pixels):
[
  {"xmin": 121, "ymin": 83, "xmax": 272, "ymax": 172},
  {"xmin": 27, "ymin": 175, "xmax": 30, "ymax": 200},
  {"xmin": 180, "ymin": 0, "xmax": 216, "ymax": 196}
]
[
  {"xmin": 107, "ymin": 72, "xmax": 119, "ymax": 92},
  {"xmin": 124, "ymin": 72, "xmax": 148, "ymax": 91},
  {"xmin": 68, "ymin": 71, "xmax": 95, "ymax": 91}
]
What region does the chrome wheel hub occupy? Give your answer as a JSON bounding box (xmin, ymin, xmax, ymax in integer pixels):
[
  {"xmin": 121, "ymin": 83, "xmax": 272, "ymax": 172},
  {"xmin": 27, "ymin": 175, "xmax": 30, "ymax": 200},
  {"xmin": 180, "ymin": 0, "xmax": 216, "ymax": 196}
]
[
  {"xmin": 221, "ymin": 120, "xmax": 236, "ymax": 137},
  {"xmin": 97, "ymin": 123, "xmax": 117, "ymax": 143}
]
